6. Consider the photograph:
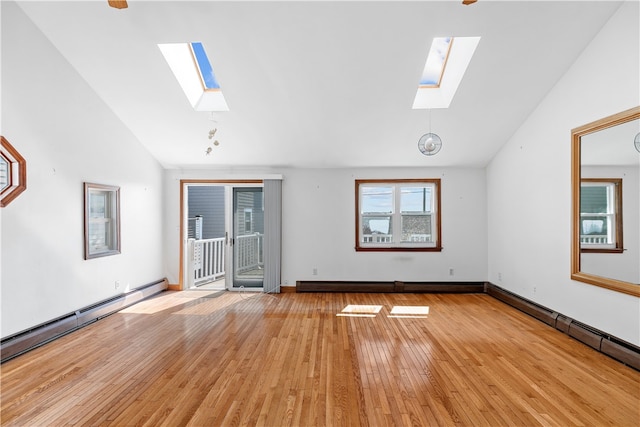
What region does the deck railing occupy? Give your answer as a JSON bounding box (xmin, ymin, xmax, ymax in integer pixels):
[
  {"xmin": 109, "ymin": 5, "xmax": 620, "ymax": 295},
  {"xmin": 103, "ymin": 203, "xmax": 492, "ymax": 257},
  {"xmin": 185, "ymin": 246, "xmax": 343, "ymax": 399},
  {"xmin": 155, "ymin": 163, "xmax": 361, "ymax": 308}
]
[
  {"xmin": 188, "ymin": 237, "xmax": 225, "ymax": 286},
  {"xmin": 187, "ymin": 233, "xmax": 263, "ymax": 287},
  {"xmin": 362, "ymin": 234, "xmax": 431, "ymax": 243},
  {"xmin": 580, "ymin": 235, "xmax": 609, "ymax": 244},
  {"xmin": 235, "ymin": 233, "xmax": 263, "ymax": 273}
]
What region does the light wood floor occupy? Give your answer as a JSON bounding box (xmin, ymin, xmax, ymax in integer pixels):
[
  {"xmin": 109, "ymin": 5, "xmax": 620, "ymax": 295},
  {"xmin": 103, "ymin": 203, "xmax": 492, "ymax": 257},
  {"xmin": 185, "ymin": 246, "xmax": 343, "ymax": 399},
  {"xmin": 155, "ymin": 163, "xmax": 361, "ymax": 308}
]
[{"xmin": 1, "ymin": 291, "xmax": 638, "ymax": 426}]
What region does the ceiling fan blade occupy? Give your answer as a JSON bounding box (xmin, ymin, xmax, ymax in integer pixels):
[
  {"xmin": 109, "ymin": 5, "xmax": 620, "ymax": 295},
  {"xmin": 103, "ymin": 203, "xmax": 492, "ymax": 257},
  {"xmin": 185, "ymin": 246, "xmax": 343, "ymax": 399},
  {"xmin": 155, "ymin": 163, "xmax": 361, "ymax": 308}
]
[
  {"xmin": 108, "ymin": 0, "xmax": 128, "ymax": 9},
  {"xmin": 462, "ymin": 0, "xmax": 478, "ymax": 5}
]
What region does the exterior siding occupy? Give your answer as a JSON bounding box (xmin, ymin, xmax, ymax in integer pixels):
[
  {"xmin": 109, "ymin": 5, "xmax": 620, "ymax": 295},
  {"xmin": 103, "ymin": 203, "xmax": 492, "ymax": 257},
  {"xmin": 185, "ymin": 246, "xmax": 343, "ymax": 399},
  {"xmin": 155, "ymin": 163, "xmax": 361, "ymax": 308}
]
[{"xmin": 188, "ymin": 186, "xmax": 225, "ymax": 239}]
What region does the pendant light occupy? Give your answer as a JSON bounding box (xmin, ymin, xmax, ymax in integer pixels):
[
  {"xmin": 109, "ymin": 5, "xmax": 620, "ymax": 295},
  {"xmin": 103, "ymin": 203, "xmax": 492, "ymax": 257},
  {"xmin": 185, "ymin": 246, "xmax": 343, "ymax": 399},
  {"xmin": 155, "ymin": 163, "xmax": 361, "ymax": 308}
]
[{"xmin": 418, "ymin": 109, "xmax": 442, "ymax": 156}]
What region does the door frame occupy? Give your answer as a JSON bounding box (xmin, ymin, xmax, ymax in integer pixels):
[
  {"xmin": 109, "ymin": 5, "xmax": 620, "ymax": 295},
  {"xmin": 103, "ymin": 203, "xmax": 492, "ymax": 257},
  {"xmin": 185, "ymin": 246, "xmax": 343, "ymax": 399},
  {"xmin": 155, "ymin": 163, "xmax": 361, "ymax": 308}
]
[{"xmin": 179, "ymin": 179, "xmax": 262, "ymax": 291}]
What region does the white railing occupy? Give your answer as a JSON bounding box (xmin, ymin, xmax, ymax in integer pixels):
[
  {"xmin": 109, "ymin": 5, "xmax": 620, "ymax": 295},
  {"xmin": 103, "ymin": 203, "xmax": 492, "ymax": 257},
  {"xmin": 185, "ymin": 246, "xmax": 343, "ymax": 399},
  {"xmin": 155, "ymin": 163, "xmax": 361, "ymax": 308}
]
[
  {"xmin": 188, "ymin": 237, "xmax": 225, "ymax": 286},
  {"xmin": 235, "ymin": 233, "xmax": 263, "ymax": 273},
  {"xmin": 580, "ymin": 235, "xmax": 609, "ymax": 244},
  {"xmin": 186, "ymin": 233, "xmax": 263, "ymax": 288},
  {"xmin": 362, "ymin": 234, "xmax": 392, "ymax": 243},
  {"xmin": 407, "ymin": 234, "xmax": 431, "ymax": 242},
  {"xmin": 362, "ymin": 234, "xmax": 432, "ymax": 243}
]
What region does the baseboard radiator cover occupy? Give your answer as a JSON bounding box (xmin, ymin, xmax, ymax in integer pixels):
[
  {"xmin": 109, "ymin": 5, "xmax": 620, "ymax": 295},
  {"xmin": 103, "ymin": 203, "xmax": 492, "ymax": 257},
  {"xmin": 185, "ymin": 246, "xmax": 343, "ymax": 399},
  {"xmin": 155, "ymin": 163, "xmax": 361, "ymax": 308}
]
[
  {"xmin": 486, "ymin": 282, "xmax": 640, "ymax": 371},
  {"xmin": 296, "ymin": 280, "xmax": 485, "ymax": 293},
  {"xmin": 484, "ymin": 283, "xmax": 558, "ymax": 326},
  {"xmin": 1, "ymin": 278, "xmax": 168, "ymax": 363}
]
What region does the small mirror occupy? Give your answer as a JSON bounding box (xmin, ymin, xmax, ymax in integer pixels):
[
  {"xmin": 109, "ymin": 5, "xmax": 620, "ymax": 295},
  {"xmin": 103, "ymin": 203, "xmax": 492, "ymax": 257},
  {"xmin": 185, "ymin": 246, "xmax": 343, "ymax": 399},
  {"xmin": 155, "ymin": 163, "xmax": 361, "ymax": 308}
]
[
  {"xmin": 0, "ymin": 155, "xmax": 9, "ymax": 192},
  {"xmin": 571, "ymin": 106, "xmax": 640, "ymax": 296},
  {"xmin": 84, "ymin": 182, "xmax": 121, "ymax": 259},
  {"xmin": 0, "ymin": 136, "xmax": 27, "ymax": 208}
]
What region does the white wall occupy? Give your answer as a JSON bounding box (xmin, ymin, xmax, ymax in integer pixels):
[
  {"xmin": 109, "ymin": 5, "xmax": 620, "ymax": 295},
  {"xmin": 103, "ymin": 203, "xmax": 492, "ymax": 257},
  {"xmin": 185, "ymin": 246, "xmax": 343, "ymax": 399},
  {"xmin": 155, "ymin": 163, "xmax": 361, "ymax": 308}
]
[
  {"xmin": 1, "ymin": 2, "xmax": 165, "ymax": 338},
  {"xmin": 163, "ymin": 167, "xmax": 487, "ymax": 287},
  {"xmin": 487, "ymin": 1, "xmax": 640, "ymax": 345}
]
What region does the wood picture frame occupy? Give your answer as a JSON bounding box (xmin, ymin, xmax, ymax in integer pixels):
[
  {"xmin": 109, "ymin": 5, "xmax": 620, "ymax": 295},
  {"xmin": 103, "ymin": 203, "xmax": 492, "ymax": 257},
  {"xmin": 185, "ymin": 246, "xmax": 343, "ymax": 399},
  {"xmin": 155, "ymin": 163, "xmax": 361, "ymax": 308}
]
[{"xmin": 84, "ymin": 182, "xmax": 121, "ymax": 259}]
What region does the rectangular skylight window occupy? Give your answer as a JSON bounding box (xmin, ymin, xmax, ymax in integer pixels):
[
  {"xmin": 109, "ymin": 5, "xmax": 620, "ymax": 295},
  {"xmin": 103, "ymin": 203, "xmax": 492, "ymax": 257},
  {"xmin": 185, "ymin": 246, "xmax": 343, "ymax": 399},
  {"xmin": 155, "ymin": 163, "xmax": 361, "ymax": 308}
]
[
  {"xmin": 159, "ymin": 42, "xmax": 229, "ymax": 111},
  {"xmin": 419, "ymin": 37, "xmax": 452, "ymax": 87},
  {"xmin": 413, "ymin": 36, "xmax": 480, "ymax": 109},
  {"xmin": 191, "ymin": 42, "xmax": 221, "ymax": 90}
]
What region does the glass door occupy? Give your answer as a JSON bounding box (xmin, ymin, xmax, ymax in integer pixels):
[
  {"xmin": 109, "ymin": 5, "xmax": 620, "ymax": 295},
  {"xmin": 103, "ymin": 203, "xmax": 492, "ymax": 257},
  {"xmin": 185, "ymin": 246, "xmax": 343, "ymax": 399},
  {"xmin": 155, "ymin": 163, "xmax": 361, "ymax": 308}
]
[{"xmin": 231, "ymin": 187, "xmax": 264, "ymax": 288}]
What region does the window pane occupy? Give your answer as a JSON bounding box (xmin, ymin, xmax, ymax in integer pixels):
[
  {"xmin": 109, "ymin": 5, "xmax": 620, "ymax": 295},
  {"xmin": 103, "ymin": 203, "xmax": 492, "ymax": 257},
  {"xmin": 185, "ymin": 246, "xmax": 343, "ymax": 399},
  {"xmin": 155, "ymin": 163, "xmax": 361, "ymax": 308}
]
[
  {"xmin": 580, "ymin": 215, "xmax": 610, "ymax": 243},
  {"xmin": 361, "ymin": 187, "xmax": 393, "ymax": 213},
  {"xmin": 362, "ymin": 215, "xmax": 392, "ymax": 243},
  {"xmin": 401, "ymin": 186, "xmax": 432, "ymax": 213},
  {"xmin": 401, "ymin": 214, "xmax": 432, "ymax": 242},
  {"xmin": 89, "ymin": 192, "xmax": 107, "ymax": 218},
  {"xmin": 88, "ymin": 220, "xmax": 108, "ymax": 250},
  {"xmin": 581, "ymin": 186, "xmax": 608, "ymax": 213}
]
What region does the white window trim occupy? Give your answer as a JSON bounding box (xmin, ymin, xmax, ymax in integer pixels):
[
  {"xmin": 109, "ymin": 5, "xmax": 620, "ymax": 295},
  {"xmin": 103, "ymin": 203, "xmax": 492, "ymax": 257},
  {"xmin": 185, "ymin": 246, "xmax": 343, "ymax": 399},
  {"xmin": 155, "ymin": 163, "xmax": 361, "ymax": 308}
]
[{"xmin": 580, "ymin": 180, "xmax": 622, "ymax": 251}]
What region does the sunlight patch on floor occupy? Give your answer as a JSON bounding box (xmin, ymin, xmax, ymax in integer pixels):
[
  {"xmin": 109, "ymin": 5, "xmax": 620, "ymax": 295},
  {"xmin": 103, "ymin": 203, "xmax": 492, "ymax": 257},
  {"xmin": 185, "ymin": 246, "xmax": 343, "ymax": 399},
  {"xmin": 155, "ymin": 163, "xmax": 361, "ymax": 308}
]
[
  {"xmin": 337, "ymin": 305, "xmax": 383, "ymax": 318},
  {"xmin": 388, "ymin": 305, "xmax": 429, "ymax": 318}
]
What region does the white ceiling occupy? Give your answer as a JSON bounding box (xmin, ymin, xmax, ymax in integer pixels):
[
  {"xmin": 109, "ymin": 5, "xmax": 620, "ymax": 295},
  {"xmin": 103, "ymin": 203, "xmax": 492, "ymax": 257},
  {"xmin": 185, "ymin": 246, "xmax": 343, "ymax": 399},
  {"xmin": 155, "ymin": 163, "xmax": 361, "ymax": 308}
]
[{"xmin": 16, "ymin": 0, "xmax": 624, "ymax": 169}]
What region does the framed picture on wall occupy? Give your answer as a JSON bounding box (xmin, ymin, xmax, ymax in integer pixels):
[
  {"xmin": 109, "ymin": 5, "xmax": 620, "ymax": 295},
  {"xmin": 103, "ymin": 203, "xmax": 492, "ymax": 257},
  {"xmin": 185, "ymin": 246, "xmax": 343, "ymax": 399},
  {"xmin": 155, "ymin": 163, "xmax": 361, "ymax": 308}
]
[{"xmin": 84, "ymin": 182, "xmax": 120, "ymax": 259}]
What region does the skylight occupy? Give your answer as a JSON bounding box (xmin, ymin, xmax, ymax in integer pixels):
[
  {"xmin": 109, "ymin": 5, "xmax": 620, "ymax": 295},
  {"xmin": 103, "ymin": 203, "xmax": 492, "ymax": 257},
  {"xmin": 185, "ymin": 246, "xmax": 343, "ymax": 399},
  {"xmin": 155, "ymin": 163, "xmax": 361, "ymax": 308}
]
[
  {"xmin": 419, "ymin": 37, "xmax": 452, "ymax": 87},
  {"xmin": 158, "ymin": 42, "xmax": 229, "ymax": 111},
  {"xmin": 191, "ymin": 42, "xmax": 220, "ymax": 90},
  {"xmin": 412, "ymin": 36, "xmax": 481, "ymax": 109}
]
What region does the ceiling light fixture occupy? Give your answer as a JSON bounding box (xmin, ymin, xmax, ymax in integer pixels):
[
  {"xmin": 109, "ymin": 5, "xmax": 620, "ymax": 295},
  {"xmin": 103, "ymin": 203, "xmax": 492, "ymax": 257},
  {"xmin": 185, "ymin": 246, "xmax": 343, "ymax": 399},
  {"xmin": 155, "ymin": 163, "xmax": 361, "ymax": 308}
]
[
  {"xmin": 418, "ymin": 110, "xmax": 443, "ymax": 156},
  {"xmin": 635, "ymin": 132, "xmax": 640, "ymax": 153}
]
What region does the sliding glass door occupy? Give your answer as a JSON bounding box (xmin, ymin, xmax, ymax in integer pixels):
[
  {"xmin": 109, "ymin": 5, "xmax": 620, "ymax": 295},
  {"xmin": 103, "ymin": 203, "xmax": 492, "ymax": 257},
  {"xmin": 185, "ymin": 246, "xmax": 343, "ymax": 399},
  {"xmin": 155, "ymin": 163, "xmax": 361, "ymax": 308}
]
[{"xmin": 232, "ymin": 187, "xmax": 264, "ymax": 288}]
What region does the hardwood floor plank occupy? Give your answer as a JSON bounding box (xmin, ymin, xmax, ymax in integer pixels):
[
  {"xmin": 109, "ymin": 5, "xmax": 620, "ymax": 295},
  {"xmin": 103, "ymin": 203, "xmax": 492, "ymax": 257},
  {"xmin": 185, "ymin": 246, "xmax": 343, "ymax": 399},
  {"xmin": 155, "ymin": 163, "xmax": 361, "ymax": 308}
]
[{"xmin": 1, "ymin": 292, "xmax": 638, "ymax": 426}]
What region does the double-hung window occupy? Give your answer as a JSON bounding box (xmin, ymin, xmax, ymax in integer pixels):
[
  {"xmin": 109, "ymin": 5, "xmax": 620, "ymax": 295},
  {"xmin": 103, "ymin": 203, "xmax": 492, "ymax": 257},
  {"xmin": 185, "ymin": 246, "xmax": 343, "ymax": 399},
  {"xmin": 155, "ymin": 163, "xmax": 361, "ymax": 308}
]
[
  {"xmin": 356, "ymin": 179, "xmax": 441, "ymax": 251},
  {"xmin": 580, "ymin": 178, "xmax": 623, "ymax": 252}
]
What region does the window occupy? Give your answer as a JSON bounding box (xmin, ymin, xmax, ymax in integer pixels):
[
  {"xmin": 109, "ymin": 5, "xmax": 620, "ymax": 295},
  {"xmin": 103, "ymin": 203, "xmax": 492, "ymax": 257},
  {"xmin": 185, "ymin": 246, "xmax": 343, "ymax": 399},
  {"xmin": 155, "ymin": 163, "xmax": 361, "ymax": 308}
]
[
  {"xmin": 356, "ymin": 179, "xmax": 441, "ymax": 251},
  {"xmin": 244, "ymin": 208, "xmax": 253, "ymax": 233},
  {"xmin": 84, "ymin": 183, "xmax": 121, "ymax": 259},
  {"xmin": 580, "ymin": 178, "xmax": 622, "ymax": 252},
  {"xmin": 412, "ymin": 36, "xmax": 481, "ymax": 109},
  {"xmin": 158, "ymin": 42, "xmax": 229, "ymax": 111}
]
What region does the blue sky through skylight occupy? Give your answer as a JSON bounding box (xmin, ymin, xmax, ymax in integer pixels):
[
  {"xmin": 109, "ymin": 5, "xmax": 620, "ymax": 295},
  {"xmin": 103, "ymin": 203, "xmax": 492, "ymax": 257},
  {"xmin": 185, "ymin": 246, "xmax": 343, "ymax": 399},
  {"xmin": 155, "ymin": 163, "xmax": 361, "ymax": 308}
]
[
  {"xmin": 413, "ymin": 36, "xmax": 480, "ymax": 109},
  {"xmin": 419, "ymin": 37, "xmax": 452, "ymax": 87},
  {"xmin": 191, "ymin": 42, "xmax": 220, "ymax": 90}
]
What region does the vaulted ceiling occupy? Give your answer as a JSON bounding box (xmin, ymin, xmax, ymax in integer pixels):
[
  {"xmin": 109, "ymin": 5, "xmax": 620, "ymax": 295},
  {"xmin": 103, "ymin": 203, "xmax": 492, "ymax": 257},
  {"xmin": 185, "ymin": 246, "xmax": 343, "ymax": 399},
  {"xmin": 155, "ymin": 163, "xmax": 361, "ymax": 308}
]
[{"xmin": 16, "ymin": 1, "xmax": 623, "ymax": 169}]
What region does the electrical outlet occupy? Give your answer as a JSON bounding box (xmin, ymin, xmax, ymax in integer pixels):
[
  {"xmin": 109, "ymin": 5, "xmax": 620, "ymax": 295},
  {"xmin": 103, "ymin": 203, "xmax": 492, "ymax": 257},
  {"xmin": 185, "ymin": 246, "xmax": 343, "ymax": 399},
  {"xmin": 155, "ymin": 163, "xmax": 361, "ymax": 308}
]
[
  {"xmin": 115, "ymin": 281, "xmax": 120, "ymax": 290},
  {"xmin": 449, "ymin": 268, "xmax": 454, "ymax": 276},
  {"xmin": 498, "ymin": 272, "xmax": 502, "ymax": 282},
  {"xmin": 312, "ymin": 268, "xmax": 318, "ymax": 276}
]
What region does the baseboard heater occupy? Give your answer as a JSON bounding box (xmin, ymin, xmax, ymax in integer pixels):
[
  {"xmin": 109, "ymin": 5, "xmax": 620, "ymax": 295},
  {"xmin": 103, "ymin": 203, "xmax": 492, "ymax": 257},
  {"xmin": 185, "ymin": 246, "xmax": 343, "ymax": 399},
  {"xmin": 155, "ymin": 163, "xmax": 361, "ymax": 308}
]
[
  {"xmin": 486, "ymin": 282, "xmax": 640, "ymax": 371},
  {"xmin": 296, "ymin": 280, "xmax": 485, "ymax": 293},
  {"xmin": 1, "ymin": 278, "xmax": 168, "ymax": 363}
]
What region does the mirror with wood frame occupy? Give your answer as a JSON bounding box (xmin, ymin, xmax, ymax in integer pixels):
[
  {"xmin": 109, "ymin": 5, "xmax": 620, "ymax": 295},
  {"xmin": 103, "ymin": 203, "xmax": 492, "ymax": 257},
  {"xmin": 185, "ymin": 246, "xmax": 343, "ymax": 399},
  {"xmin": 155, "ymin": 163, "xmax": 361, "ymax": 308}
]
[{"xmin": 571, "ymin": 106, "xmax": 640, "ymax": 296}]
